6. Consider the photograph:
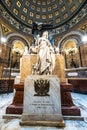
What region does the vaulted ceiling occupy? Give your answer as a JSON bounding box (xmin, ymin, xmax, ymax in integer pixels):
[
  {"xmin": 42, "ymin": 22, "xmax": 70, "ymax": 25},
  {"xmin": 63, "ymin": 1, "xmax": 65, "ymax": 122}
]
[{"xmin": 0, "ymin": 0, "xmax": 87, "ymax": 35}]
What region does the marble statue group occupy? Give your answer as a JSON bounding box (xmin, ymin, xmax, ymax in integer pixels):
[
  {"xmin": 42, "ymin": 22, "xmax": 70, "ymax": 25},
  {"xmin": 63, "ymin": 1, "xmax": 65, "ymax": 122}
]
[
  {"xmin": 34, "ymin": 31, "xmax": 55, "ymax": 75},
  {"xmin": 31, "ymin": 31, "xmax": 55, "ymax": 75}
]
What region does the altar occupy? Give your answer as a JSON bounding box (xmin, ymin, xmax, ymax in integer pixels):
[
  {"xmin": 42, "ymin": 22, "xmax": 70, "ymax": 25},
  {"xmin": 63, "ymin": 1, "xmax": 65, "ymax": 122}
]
[
  {"xmin": 20, "ymin": 75, "xmax": 65, "ymax": 127},
  {"xmin": 6, "ymin": 53, "xmax": 81, "ymax": 117}
]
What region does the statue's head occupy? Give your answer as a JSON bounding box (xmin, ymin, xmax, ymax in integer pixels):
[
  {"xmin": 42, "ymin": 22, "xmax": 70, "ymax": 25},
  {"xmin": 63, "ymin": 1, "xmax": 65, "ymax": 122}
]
[{"xmin": 42, "ymin": 31, "xmax": 48, "ymax": 39}]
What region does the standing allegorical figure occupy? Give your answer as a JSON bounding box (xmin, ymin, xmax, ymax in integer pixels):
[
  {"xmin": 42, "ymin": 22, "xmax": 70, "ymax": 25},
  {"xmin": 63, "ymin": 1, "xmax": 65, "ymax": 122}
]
[{"xmin": 35, "ymin": 31, "xmax": 55, "ymax": 75}]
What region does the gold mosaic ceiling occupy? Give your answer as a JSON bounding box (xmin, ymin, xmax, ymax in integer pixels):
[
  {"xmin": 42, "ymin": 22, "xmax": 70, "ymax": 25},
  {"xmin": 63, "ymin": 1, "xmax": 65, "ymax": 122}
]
[{"xmin": 0, "ymin": 0, "xmax": 87, "ymax": 30}]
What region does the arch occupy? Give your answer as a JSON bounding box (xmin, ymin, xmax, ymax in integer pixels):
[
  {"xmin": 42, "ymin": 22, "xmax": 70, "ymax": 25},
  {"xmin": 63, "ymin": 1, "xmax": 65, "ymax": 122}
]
[
  {"xmin": 57, "ymin": 30, "xmax": 84, "ymax": 69},
  {"xmin": 62, "ymin": 38, "xmax": 78, "ymax": 51},
  {"xmin": 58, "ymin": 30, "xmax": 84, "ymax": 51},
  {"xmin": 6, "ymin": 33, "xmax": 30, "ymax": 48}
]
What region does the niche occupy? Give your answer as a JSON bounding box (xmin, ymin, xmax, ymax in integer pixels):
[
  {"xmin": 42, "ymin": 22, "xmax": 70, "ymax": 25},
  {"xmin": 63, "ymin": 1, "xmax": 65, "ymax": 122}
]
[
  {"xmin": 63, "ymin": 39, "xmax": 80, "ymax": 69},
  {"xmin": 11, "ymin": 40, "xmax": 25, "ymax": 69}
]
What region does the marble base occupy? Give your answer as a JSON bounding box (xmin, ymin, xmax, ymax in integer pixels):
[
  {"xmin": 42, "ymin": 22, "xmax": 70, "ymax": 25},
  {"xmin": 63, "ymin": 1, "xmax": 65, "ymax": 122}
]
[
  {"xmin": 68, "ymin": 78, "xmax": 87, "ymax": 93},
  {"xmin": 20, "ymin": 119, "xmax": 65, "ymax": 127},
  {"xmin": 6, "ymin": 81, "xmax": 81, "ymax": 116},
  {"xmin": 20, "ymin": 75, "xmax": 65, "ymax": 127}
]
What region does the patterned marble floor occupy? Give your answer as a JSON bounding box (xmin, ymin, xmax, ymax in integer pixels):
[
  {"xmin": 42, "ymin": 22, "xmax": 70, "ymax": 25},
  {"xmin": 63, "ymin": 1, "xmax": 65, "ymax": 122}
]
[{"xmin": 0, "ymin": 92, "xmax": 87, "ymax": 130}]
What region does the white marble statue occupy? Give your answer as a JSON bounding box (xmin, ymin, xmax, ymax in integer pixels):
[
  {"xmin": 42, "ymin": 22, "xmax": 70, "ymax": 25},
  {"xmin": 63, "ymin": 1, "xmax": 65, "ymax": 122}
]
[
  {"xmin": 23, "ymin": 46, "xmax": 29, "ymax": 55},
  {"xmin": 33, "ymin": 31, "xmax": 55, "ymax": 75}
]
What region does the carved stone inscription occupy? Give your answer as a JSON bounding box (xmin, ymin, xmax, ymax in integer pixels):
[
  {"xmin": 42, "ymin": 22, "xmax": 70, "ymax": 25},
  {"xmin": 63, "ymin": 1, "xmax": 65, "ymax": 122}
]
[{"xmin": 23, "ymin": 75, "xmax": 62, "ymax": 116}]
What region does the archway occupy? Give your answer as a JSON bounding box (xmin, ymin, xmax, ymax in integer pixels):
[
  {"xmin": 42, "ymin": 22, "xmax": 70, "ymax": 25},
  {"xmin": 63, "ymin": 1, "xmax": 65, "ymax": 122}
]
[
  {"xmin": 63, "ymin": 39, "xmax": 80, "ymax": 68},
  {"xmin": 58, "ymin": 31, "xmax": 84, "ymax": 69},
  {"xmin": 6, "ymin": 33, "xmax": 30, "ymax": 69}
]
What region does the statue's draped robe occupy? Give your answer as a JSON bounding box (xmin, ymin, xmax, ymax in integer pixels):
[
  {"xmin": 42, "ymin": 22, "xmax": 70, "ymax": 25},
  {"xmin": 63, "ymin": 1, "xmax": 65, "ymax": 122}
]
[{"xmin": 37, "ymin": 38, "xmax": 55, "ymax": 74}]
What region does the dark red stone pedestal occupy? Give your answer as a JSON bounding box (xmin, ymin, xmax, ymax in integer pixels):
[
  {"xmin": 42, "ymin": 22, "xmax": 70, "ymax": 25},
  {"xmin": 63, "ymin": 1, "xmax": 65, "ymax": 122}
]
[
  {"xmin": 6, "ymin": 83, "xmax": 24, "ymax": 114},
  {"xmin": 68, "ymin": 78, "xmax": 87, "ymax": 93},
  {"xmin": 61, "ymin": 82, "xmax": 80, "ymax": 116},
  {"xmin": 6, "ymin": 82, "xmax": 81, "ymax": 116}
]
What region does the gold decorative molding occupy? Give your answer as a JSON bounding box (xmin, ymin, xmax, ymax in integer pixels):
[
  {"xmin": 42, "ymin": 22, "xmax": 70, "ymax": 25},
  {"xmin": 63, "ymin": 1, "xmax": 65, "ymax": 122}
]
[
  {"xmin": 1, "ymin": 23, "xmax": 12, "ymax": 35},
  {"xmin": 80, "ymin": 23, "xmax": 87, "ymax": 32}
]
